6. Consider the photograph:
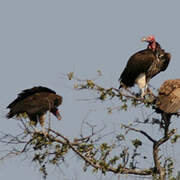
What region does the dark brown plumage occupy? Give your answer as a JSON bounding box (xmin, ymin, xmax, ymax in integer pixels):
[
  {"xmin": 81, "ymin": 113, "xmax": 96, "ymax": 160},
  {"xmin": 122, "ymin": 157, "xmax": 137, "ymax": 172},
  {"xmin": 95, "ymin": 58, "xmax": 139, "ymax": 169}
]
[
  {"xmin": 7, "ymin": 86, "xmax": 63, "ymax": 130},
  {"xmin": 119, "ymin": 35, "xmax": 171, "ymax": 97},
  {"xmin": 157, "ymin": 79, "xmax": 180, "ymax": 114}
]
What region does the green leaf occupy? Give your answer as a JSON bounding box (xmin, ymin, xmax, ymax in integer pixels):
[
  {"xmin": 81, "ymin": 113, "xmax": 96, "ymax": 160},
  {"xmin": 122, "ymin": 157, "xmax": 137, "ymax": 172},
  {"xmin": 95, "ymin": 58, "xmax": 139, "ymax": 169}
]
[
  {"xmin": 86, "ymin": 80, "xmax": 95, "ymax": 89},
  {"xmin": 97, "ymin": 70, "xmax": 102, "ymax": 76},
  {"xmin": 67, "ymin": 72, "xmax": 74, "ymax": 80},
  {"xmin": 132, "ymin": 139, "xmax": 142, "ymax": 148}
]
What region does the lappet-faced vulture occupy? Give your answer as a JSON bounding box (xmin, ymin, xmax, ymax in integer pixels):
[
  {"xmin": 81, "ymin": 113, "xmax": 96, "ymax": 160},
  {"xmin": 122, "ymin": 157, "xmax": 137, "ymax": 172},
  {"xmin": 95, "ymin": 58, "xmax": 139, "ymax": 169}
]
[
  {"xmin": 119, "ymin": 35, "xmax": 171, "ymax": 97},
  {"xmin": 7, "ymin": 86, "xmax": 62, "ymax": 132}
]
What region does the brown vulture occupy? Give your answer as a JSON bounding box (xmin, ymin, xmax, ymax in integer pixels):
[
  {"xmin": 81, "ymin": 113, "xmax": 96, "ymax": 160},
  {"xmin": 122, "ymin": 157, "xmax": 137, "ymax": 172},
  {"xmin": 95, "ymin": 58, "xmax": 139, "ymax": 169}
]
[
  {"xmin": 119, "ymin": 35, "xmax": 171, "ymax": 97},
  {"xmin": 155, "ymin": 79, "xmax": 180, "ymax": 135},
  {"xmin": 7, "ymin": 86, "xmax": 63, "ymax": 132},
  {"xmin": 156, "ymin": 79, "xmax": 180, "ymax": 115}
]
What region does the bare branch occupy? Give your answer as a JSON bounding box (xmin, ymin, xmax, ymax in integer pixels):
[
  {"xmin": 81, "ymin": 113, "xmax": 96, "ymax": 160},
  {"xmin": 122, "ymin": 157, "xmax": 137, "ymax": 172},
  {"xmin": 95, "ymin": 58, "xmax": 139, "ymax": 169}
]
[
  {"xmin": 153, "ymin": 129, "xmax": 176, "ymax": 180},
  {"xmin": 122, "ymin": 124, "xmax": 156, "ymax": 143}
]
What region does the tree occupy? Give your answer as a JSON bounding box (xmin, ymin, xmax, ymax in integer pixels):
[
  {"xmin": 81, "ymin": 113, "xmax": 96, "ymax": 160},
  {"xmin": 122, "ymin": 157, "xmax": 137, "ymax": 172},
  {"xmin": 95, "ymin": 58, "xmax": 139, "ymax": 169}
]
[{"xmin": 1, "ymin": 71, "xmax": 180, "ymax": 180}]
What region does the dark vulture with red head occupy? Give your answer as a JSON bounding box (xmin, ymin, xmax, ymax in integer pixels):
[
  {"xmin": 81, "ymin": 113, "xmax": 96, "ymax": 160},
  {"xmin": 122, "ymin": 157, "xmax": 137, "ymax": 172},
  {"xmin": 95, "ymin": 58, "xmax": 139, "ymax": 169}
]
[
  {"xmin": 156, "ymin": 79, "xmax": 180, "ymax": 115},
  {"xmin": 119, "ymin": 35, "xmax": 171, "ymax": 97},
  {"xmin": 7, "ymin": 86, "xmax": 62, "ymax": 131}
]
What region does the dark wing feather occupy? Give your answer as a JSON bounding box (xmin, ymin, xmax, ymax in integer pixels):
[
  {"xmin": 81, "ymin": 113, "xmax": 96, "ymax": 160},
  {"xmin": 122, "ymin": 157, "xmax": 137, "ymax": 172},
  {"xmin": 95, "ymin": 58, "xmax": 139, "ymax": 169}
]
[
  {"xmin": 119, "ymin": 49, "xmax": 155, "ymax": 87},
  {"xmin": 146, "ymin": 50, "xmax": 171, "ymax": 80},
  {"xmin": 154, "ymin": 42, "xmax": 171, "ymax": 72},
  {"xmin": 7, "ymin": 92, "xmax": 51, "ymax": 118},
  {"xmin": 157, "ymin": 79, "xmax": 180, "ymax": 114},
  {"xmin": 7, "ymin": 86, "xmax": 56, "ymax": 108},
  {"xmin": 159, "ymin": 53, "xmax": 171, "ymax": 71}
]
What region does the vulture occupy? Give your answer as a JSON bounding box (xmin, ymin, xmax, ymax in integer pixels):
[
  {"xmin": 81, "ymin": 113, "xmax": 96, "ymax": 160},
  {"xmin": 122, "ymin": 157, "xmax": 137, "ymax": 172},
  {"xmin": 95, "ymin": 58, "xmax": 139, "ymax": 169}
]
[
  {"xmin": 156, "ymin": 79, "xmax": 180, "ymax": 115},
  {"xmin": 155, "ymin": 79, "xmax": 180, "ymax": 136},
  {"xmin": 7, "ymin": 86, "xmax": 63, "ymax": 132},
  {"xmin": 119, "ymin": 35, "xmax": 171, "ymax": 97}
]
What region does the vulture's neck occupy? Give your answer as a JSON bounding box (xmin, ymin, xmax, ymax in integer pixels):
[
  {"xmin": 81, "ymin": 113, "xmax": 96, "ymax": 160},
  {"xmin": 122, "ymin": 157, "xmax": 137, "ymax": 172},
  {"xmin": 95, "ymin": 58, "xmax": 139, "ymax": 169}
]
[{"xmin": 148, "ymin": 41, "xmax": 156, "ymax": 51}]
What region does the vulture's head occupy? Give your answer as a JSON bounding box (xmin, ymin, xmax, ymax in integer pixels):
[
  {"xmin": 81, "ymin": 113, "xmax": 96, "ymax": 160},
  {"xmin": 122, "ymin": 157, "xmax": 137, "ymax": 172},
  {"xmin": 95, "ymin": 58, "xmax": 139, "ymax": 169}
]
[
  {"xmin": 141, "ymin": 35, "xmax": 156, "ymax": 51},
  {"xmin": 49, "ymin": 94, "xmax": 63, "ymax": 120},
  {"xmin": 141, "ymin": 35, "xmax": 155, "ymax": 43}
]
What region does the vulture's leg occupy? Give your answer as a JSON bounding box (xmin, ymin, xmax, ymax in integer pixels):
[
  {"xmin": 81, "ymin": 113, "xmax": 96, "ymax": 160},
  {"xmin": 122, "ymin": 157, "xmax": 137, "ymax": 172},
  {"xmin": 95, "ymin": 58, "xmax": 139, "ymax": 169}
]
[
  {"xmin": 29, "ymin": 115, "xmax": 38, "ymax": 132},
  {"xmin": 144, "ymin": 83, "xmax": 150, "ymax": 96},
  {"xmin": 141, "ymin": 88, "xmax": 146, "ymax": 98},
  {"xmin": 135, "ymin": 73, "xmax": 147, "ymax": 98},
  {"xmin": 39, "ymin": 114, "xmax": 46, "ymax": 134}
]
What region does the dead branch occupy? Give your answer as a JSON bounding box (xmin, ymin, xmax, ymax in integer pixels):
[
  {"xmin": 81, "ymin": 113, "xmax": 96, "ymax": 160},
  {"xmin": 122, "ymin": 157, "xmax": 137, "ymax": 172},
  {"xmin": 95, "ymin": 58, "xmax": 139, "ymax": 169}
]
[{"xmin": 122, "ymin": 124, "xmax": 156, "ymax": 143}]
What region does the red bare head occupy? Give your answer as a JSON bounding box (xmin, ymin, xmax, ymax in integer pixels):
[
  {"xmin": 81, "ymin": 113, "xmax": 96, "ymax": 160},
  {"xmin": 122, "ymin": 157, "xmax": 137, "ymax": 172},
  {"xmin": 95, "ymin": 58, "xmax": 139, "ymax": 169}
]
[
  {"xmin": 141, "ymin": 35, "xmax": 156, "ymax": 51},
  {"xmin": 141, "ymin": 35, "xmax": 155, "ymax": 43}
]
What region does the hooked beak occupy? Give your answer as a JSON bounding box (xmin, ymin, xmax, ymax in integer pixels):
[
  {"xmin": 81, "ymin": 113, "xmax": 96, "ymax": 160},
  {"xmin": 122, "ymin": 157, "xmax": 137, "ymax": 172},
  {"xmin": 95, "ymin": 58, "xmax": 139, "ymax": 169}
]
[
  {"xmin": 55, "ymin": 110, "xmax": 62, "ymax": 120},
  {"xmin": 141, "ymin": 37, "xmax": 147, "ymax": 42},
  {"xmin": 52, "ymin": 108, "xmax": 62, "ymax": 120}
]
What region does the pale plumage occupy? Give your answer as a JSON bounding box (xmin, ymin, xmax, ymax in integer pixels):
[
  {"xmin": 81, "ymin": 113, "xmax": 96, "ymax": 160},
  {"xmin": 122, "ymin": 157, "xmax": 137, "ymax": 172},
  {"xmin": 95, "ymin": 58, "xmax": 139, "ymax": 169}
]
[{"xmin": 157, "ymin": 79, "xmax": 180, "ymax": 114}]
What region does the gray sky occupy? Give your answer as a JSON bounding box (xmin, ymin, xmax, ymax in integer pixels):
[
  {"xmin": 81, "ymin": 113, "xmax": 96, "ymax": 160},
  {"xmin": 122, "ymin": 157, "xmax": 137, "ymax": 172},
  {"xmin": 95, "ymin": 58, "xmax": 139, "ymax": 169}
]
[{"xmin": 0, "ymin": 0, "xmax": 180, "ymax": 179}]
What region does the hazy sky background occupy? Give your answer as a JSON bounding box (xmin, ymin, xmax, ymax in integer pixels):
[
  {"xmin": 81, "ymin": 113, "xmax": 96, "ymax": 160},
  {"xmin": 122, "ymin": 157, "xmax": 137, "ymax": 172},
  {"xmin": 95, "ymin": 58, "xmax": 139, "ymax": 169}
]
[{"xmin": 0, "ymin": 1, "xmax": 180, "ymax": 180}]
